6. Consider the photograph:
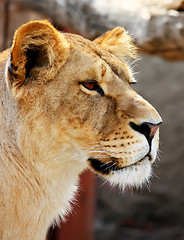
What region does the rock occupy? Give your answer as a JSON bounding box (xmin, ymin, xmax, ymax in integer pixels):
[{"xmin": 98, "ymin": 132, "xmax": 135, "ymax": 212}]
[{"xmin": 12, "ymin": 0, "xmax": 184, "ymax": 60}]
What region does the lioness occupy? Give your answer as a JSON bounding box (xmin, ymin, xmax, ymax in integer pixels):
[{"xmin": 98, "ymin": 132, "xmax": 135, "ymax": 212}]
[{"xmin": 0, "ymin": 20, "xmax": 162, "ymax": 240}]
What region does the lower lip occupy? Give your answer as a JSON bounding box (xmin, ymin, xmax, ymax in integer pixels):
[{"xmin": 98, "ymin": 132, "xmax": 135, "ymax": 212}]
[{"xmin": 88, "ymin": 155, "xmax": 150, "ymax": 174}]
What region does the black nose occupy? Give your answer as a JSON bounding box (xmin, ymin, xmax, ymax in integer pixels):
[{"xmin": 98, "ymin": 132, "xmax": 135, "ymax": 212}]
[{"xmin": 129, "ymin": 121, "xmax": 162, "ymax": 145}]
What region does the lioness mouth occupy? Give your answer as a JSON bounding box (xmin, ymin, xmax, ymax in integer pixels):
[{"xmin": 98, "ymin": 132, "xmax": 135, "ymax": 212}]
[{"xmin": 88, "ymin": 154, "xmax": 151, "ymax": 175}]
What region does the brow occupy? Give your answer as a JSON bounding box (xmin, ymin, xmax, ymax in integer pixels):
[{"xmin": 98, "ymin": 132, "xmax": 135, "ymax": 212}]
[
  {"xmin": 93, "ymin": 48, "xmax": 127, "ymax": 82},
  {"xmin": 106, "ymin": 61, "xmax": 127, "ymax": 82},
  {"xmin": 110, "ymin": 65, "xmax": 122, "ymax": 79}
]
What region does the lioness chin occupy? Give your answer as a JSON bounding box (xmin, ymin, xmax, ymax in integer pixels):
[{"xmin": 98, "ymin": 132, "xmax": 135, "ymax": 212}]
[{"xmin": 0, "ymin": 20, "xmax": 162, "ymax": 240}]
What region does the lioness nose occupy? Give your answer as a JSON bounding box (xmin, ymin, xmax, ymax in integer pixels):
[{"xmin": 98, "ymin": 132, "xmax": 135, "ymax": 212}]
[{"xmin": 129, "ymin": 122, "xmax": 162, "ymax": 145}]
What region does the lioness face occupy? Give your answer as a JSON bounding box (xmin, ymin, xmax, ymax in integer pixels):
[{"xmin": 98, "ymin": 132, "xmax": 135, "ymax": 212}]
[{"xmin": 7, "ymin": 20, "xmax": 162, "ymax": 190}]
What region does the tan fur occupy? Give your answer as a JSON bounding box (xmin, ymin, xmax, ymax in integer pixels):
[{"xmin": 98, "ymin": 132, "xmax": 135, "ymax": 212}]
[{"xmin": 0, "ymin": 20, "xmax": 162, "ymax": 240}]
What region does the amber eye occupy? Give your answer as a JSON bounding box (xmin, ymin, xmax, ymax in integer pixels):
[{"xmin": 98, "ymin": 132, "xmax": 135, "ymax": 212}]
[
  {"xmin": 80, "ymin": 80, "xmax": 105, "ymax": 96},
  {"xmin": 82, "ymin": 81, "xmax": 96, "ymax": 90}
]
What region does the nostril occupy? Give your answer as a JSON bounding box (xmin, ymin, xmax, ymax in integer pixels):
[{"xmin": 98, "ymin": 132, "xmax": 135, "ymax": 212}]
[{"xmin": 129, "ymin": 121, "xmax": 161, "ymax": 145}]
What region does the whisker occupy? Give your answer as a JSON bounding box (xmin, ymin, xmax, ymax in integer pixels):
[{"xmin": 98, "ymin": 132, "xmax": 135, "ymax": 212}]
[
  {"xmin": 89, "ymin": 155, "xmax": 108, "ymax": 159},
  {"xmin": 96, "ymin": 180, "xmax": 108, "ymax": 190},
  {"xmin": 126, "ymin": 56, "xmax": 132, "ymax": 65},
  {"xmin": 81, "ymin": 146, "xmax": 102, "ymax": 151},
  {"xmin": 151, "ymin": 172, "xmax": 160, "ymax": 180},
  {"xmin": 87, "ymin": 150, "xmax": 107, "ymax": 153},
  {"xmin": 130, "ymin": 57, "xmax": 142, "ymax": 67},
  {"xmin": 103, "ymin": 162, "xmax": 117, "ymax": 171},
  {"xmin": 131, "ymin": 72, "xmax": 139, "ymax": 76},
  {"xmin": 145, "ymin": 180, "xmax": 151, "ymax": 192},
  {"xmin": 93, "ymin": 156, "xmax": 108, "ymax": 160},
  {"xmin": 85, "ymin": 148, "xmax": 115, "ymax": 155},
  {"xmin": 100, "ymin": 160, "xmax": 114, "ymax": 168},
  {"xmin": 84, "ymin": 151, "xmax": 107, "ymax": 156},
  {"xmin": 83, "ymin": 142, "xmax": 101, "ymax": 146},
  {"xmin": 130, "ymin": 64, "xmax": 138, "ymax": 72},
  {"xmin": 152, "ymin": 162, "xmax": 159, "ymax": 168},
  {"xmin": 84, "ymin": 141, "xmax": 100, "ymax": 145}
]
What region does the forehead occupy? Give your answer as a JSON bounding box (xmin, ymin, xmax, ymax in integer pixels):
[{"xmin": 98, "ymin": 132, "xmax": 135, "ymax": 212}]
[{"xmin": 64, "ymin": 33, "xmax": 133, "ymax": 83}]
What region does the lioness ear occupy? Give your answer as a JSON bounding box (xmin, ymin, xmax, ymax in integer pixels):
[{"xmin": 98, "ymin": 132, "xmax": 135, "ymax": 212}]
[
  {"xmin": 8, "ymin": 20, "xmax": 69, "ymax": 89},
  {"xmin": 94, "ymin": 27, "xmax": 137, "ymax": 61}
]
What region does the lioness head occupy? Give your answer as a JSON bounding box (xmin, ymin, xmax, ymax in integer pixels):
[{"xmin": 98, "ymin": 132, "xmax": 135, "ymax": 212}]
[{"xmin": 6, "ymin": 20, "xmax": 162, "ymax": 190}]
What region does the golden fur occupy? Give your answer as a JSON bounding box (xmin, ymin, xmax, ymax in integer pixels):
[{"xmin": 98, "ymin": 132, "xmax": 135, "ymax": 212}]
[{"xmin": 0, "ymin": 20, "xmax": 162, "ymax": 240}]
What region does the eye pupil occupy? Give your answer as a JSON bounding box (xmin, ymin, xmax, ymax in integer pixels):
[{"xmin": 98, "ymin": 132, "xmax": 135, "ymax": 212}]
[{"xmin": 84, "ymin": 82, "xmax": 95, "ymax": 90}]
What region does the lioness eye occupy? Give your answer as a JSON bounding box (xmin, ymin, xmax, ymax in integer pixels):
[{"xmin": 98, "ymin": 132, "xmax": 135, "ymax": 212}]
[
  {"xmin": 83, "ymin": 81, "xmax": 96, "ymax": 90},
  {"xmin": 81, "ymin": 80, "xmax": 104, "ymax": 96}
]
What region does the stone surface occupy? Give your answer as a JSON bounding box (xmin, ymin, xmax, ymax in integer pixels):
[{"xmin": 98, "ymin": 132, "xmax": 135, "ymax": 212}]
[{"xmin": 13, "ymin": 0, "xmax": 184, "ymax": 60}]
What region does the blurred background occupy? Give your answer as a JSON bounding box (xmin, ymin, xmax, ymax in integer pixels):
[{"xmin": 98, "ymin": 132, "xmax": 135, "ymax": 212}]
[{"xmin": 0, "ymin": 0, "xmax": 184, "ymax": 239}]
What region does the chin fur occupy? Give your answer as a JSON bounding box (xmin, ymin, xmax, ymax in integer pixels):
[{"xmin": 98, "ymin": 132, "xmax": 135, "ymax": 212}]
[{"xmin": 105, "ymin": 159, "xmax": 152, "ymax": 191}]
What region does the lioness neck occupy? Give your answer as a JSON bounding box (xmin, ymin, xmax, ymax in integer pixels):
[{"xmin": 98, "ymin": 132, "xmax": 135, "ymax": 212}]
[
  {"xmin": 0, "ymin": 50, "xmax": 85, "ymax": 240},
  {"xmin": 0, "ymin": 133, "xmax": 83, "ymax": 240}
]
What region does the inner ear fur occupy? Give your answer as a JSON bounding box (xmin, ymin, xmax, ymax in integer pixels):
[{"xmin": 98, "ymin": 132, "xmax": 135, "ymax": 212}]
[
  {"xmin": 9, "ymin": 20, "xmax": 69, "ymax": 87},
  {"xmin": 94, "ymin": 27, "xmax": 137, "ymax": 61}
]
